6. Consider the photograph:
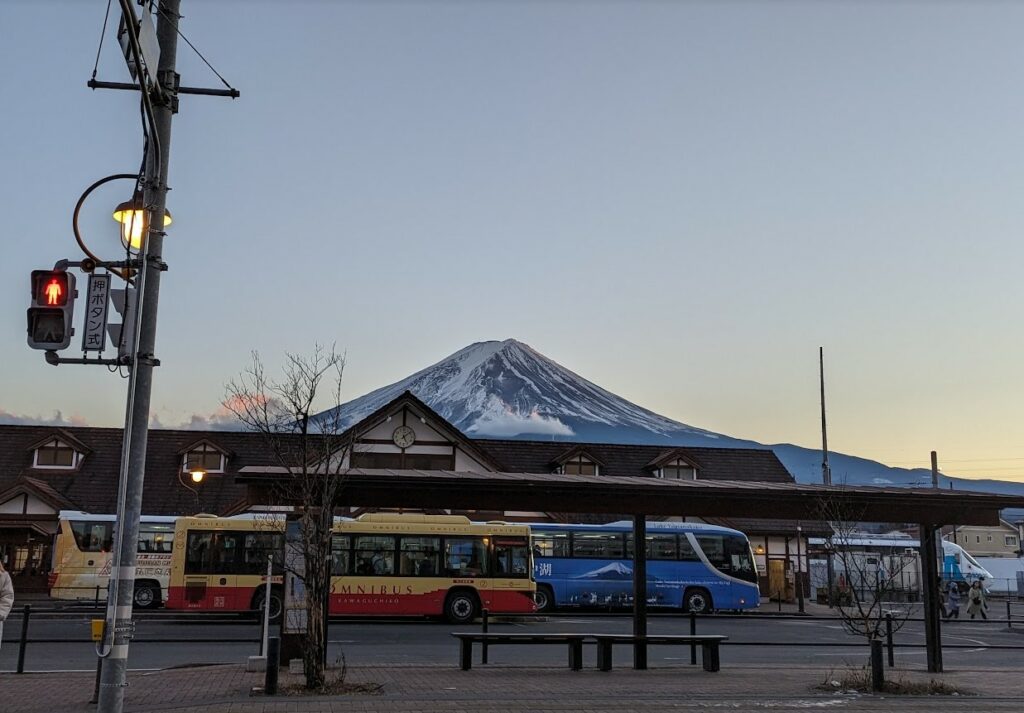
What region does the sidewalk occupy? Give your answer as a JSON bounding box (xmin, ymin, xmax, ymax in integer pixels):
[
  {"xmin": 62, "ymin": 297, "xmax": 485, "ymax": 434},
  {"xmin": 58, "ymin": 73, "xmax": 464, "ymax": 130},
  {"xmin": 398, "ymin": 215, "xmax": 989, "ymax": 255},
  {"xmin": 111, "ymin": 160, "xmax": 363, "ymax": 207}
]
[{"xmin": 3, "ymin": 662, "xmax": 1023, "ymax": 712}]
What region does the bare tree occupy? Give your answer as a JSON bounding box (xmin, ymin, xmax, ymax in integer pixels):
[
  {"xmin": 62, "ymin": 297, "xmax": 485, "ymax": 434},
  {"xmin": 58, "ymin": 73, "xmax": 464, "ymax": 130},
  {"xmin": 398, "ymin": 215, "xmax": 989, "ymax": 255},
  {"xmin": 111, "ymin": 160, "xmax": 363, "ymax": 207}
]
[
  {"xmin": 816, "ymin": 493, "xmax": 919, "ymax": 689},
  {"xmin": 224, "ymin": 345, "xmax": 350, "ymax": 690}
]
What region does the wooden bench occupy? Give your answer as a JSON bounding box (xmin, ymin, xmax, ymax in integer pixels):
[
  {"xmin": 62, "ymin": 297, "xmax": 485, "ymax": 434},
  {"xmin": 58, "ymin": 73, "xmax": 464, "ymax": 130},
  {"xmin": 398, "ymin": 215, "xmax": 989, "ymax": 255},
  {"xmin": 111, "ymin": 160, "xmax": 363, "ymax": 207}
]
[
  {"xmin": 451, "ymin": 632, "xmax": 588, "ymax": 671},
  {"xmin": 593, "ymin": 634, "xmax": 728, "ymax": 672}
]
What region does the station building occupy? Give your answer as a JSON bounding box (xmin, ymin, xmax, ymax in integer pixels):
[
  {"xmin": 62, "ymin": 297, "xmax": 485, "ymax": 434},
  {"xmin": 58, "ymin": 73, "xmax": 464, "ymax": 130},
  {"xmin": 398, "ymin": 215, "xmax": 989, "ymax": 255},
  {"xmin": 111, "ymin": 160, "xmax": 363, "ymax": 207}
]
[{"xmin": 0, "ymin": 391, "xmax": 819, "ymax": 596}]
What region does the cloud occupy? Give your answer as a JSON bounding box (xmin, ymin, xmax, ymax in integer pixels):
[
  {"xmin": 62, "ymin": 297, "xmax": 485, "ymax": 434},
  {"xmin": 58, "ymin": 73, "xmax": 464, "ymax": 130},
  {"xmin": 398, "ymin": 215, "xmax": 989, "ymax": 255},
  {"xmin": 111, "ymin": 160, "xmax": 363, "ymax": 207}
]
[
  {"xmin": 0, "ymin": 409, "xmax": 90, "ymax": 426},
  {"xmin": 149, "ymin": 395, "xmax": 289, "ymax": 431},
  {"xmin": 149, "ymin": 408, "xmax": 245, "ymax": 431},
  {"xmin": 467, "ymin": 409, "xmax": 575, "ymax": 438}
]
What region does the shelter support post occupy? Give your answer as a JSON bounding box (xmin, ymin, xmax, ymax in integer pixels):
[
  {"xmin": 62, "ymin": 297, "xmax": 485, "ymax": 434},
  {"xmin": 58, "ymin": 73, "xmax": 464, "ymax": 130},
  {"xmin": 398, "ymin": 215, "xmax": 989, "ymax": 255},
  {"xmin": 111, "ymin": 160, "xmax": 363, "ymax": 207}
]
[
  {"xmin": 919, "ymin": 524, "xmax": 943, "ymax": 673},
  {"xmin": 633, "ymin": 514, "xmax": 647, "ymax": 670}
]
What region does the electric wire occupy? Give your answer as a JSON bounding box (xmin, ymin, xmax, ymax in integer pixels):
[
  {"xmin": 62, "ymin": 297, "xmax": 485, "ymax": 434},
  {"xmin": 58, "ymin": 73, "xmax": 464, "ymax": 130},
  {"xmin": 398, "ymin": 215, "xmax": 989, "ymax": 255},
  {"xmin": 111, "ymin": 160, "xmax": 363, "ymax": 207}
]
[
  {"xmin": 154, "ymin": 1, "xmax": 236, "ymax": 91},
  {"xmin": 91, "ymin": 0, "xmax": 114, "ymax": 81}
]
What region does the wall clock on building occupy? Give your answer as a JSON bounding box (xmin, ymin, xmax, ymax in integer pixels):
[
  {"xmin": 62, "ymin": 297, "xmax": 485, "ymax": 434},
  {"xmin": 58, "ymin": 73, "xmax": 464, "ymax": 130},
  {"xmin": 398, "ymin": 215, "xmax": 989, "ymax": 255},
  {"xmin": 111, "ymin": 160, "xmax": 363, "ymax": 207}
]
[{"xmin": 392, "ymin": 425, "xmax": 416, "ymax": 449}]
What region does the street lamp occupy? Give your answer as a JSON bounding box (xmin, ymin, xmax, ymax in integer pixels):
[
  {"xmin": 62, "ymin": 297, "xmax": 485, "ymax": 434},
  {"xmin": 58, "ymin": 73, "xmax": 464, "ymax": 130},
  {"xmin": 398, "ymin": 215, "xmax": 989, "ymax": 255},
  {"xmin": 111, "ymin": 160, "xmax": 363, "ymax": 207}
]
[
  {"xmin": 178, "ymin": 468, "xmax": 206, "ymax": 512},
  {"xmin": 72, "ymin": 174, "xmax": 172, "ymax": 279},
  {"xmin": 112, "ymin": 195, "xmax": 173, "ymax": 251}
]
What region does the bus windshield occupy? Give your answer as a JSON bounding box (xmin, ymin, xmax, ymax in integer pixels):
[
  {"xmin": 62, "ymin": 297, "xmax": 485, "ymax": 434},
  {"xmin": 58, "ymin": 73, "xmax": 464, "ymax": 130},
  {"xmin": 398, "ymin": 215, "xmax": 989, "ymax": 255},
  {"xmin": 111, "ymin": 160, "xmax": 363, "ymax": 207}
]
[{"xmin": 694, "ymin": 533, "xmax": 758, "ymax": 584}]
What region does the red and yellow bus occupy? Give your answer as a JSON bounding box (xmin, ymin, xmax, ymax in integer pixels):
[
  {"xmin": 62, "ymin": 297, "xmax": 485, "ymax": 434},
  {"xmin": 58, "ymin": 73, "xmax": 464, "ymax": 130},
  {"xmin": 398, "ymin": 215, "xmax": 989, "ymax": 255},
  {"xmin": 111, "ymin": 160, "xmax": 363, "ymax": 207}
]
[{"xmin": 164, "ymin": 513, "xmax": 535, "ymax": 623}]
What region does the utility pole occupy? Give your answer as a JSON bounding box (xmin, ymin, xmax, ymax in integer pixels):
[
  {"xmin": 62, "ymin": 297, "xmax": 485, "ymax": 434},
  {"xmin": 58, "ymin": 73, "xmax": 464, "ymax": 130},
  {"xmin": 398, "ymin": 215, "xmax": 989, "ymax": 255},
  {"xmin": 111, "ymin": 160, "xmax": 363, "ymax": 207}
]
[
  {"xmin": 931, "ymin": 450, "xmax": 939, "ymax": 489},
  {"xmin": 98, "ymin": 2, "xmax": 180, "ymax": 711}
]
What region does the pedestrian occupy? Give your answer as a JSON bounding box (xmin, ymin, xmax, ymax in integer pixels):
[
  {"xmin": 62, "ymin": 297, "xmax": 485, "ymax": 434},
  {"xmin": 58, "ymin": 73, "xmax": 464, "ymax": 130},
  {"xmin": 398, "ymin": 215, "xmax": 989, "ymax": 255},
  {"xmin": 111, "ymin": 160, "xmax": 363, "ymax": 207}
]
[
  {"xmin": 0, "ymin": 558, "xmax": 14, "ymax": 649},
  {"xmin": 966, "ymin": 579, "xmax": 988, "ymax": 620},
  {"xmin": 944, "ymin": 581, "xmax": 961, "ymax": 619}
]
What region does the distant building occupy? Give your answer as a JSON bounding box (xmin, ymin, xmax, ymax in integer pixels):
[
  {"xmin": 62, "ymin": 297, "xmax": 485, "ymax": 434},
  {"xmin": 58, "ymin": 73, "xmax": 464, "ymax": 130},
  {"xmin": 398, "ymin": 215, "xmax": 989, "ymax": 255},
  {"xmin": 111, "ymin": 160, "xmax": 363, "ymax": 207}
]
[
  {"xmin": 945, "ymin": 520, "xmax": 1022, "ymax": 558},
  {"xmin": 0, "ymin": 391, "xmax": 809, "ymax": 595}
]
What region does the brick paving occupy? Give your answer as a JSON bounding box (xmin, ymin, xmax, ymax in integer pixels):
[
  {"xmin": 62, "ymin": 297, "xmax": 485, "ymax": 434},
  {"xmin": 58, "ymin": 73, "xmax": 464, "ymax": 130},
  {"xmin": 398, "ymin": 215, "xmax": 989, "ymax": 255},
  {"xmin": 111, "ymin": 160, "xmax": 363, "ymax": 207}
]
[{"xmin": 2, "ymin": 662, "xmax": 1024, "ymax": 712}]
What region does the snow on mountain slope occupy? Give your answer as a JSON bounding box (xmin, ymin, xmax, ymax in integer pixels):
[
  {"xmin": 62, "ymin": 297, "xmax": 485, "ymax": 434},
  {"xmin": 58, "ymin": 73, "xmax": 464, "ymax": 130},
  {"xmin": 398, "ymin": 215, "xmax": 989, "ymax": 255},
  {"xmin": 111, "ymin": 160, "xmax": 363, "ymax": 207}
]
[{"xmin": 319, "ymin": 339, "xmax": 724, "ymax": 442}]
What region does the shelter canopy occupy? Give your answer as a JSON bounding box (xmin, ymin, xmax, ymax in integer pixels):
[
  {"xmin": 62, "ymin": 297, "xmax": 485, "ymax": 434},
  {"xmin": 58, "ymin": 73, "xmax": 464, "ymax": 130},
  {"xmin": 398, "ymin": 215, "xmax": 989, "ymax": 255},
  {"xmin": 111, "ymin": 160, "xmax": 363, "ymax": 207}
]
[{"xmin": 236, "ymin": 467, "xmax": 1024, "ymax": 527}]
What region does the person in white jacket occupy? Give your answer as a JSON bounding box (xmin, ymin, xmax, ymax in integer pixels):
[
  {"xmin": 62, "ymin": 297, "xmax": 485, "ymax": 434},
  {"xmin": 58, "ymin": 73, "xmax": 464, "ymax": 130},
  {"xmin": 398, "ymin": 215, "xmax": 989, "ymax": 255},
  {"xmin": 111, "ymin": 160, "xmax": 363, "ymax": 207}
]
[{"xmin": 0, "ymin": 559, "xmax": 14, "ymax": 649}]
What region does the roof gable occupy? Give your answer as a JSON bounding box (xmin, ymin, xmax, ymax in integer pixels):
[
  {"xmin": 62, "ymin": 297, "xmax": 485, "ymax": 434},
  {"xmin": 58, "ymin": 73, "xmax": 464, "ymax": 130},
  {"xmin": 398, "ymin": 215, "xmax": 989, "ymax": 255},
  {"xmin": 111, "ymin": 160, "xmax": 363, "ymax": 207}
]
[
  {"xmin": 550, "ymin": 444, "xmax": 606, "ymax": 468},
  {"xmin": 345, "ymin": 391, "xmax": 504, "ymax": 472},
  {"xmin": 177, "ymin": 437, "xmax": 234, "ymax": 458},
  {"xmin": 25, "ymin": 428, "xmax": 92, "ymax": 455}
]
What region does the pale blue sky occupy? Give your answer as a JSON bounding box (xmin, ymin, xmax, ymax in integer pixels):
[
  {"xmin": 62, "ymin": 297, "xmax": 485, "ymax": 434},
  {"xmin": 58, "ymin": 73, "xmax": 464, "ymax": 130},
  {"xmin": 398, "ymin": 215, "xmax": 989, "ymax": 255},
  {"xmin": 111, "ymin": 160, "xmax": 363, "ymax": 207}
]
[{"xmin": 2, "ymin": 1, "xmax": 1023, "ymax": 481}]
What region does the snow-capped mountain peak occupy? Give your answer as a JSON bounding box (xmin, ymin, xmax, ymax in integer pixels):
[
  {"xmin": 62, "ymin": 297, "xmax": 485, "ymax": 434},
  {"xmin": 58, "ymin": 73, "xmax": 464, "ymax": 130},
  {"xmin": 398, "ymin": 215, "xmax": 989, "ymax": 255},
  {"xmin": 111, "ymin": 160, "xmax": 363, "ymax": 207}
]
[{"xmin": 318, "ymin": 339, "xmax": 718, "ymax": 442}]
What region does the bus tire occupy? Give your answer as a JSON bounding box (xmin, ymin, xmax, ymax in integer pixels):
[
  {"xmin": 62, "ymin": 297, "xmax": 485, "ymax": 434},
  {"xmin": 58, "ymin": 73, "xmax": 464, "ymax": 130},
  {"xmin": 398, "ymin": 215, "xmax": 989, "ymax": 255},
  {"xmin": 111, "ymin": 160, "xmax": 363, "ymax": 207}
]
[
  {"xmin": 444, "ymin": 588, "xmax": 479, "ymax": 624},
  {"xmin": 253, "ymin": 587, "xmax": 284, "ymax": 624},
  {"xmin": 535, "ymin": 584, "xmax": 555, "ymax": 613},
  {"xmin": 133, "ymin": 581, "xmax": 161, "ymax": 609},
  {"xmin": 683, "ymin": 587, "xmax": 712, "ymax": 614}
]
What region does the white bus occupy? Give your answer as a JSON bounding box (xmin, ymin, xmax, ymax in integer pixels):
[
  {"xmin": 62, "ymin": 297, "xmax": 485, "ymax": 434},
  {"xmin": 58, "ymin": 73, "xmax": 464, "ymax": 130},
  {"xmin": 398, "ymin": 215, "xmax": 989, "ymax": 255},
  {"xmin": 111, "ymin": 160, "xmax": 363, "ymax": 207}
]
[{"xmin": 49, "ymin": 511, "xmax": 176, "ymax": 608}]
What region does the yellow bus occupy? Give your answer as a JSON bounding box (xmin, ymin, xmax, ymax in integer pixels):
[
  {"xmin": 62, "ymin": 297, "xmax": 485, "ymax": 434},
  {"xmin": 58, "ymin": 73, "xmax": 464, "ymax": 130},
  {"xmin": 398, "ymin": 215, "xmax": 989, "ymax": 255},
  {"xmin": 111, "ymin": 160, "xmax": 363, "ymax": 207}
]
[
  {"xmin": 49, "ymin": 511, "xmax": 176, "ymax": 608},
  {"xmin": 164, "ymin": 513, "xmax": 536, "ymax": 623}
]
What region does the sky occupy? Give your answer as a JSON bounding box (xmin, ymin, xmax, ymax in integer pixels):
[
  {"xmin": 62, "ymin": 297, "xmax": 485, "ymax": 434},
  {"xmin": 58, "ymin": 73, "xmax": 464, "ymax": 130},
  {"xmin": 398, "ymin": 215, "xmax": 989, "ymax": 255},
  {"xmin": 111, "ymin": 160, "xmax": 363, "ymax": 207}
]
[{"xmin": 1, "ymin": 1, "xmax": 1023, "ymax": 482}]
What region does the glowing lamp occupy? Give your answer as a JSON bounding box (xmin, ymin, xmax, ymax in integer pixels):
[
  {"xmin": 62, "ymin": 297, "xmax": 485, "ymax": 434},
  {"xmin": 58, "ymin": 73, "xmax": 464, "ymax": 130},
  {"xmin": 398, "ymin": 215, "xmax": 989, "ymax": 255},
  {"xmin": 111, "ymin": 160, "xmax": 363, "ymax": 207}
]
[
  {"xmin": 190, "ymin": 469, "xmax": 206, "ymax": 484},
  {"xmin": 112, "ymin": 198, "xmax": 172, "ymax": 250}
]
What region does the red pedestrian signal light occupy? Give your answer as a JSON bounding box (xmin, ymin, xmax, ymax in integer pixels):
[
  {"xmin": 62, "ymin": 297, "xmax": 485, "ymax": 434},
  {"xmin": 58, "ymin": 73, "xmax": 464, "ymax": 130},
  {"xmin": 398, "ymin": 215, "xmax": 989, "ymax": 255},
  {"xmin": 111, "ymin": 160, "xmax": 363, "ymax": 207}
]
[
  {"xmin": 37, "ymin": 273, "xmax": 69, "ymax": 306},
  {"xmin": 27, "ymin": 269, "xmax": 76, "ymax": 351}
]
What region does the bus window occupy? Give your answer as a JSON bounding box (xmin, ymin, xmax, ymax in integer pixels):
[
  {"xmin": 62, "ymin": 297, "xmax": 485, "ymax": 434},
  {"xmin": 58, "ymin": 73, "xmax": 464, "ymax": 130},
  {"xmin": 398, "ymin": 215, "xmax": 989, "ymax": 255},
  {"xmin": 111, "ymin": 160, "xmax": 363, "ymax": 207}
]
[
  {"xmin": 139, "ymin": 524, "xmax": 174, "ymax": 553},
  {"xmin": 625, "ymin": 534, "xmax": 681, "ymax": 560},
  {"xmin": 532, "ymin": 531, "xmax": 571, "ymax": 558},
  {"xmin": 444, "ymin": 537, "xmax": 488, "ymax": 577},
  {"xmin": 353, "ymin": 536, "xmax": 395, "ymax": 576},
  {"xmin": 494, "ymin": 537, "xmax": 530, "ymax": 577},
  {"xmin": 71, "ymin": 521, "xmax": 113, "ymax": 552},
  {"xmin": 241, "ymin": 531, "xmax": 283, "ymax": 574},
  {"xmin": 573, "ymin": 533, "xmax": 624, "ymax": 559},
  {"xmin": 331, "ymin": 535, "xmax": 351, "ymax": 576},
  {"xmin": 398, "ymin": 536, "xmax": 440, "ymax": 576},
  {"xmin": 695, "ymin": 534, "xmax": 758, "ymax": 583},
  {"xmin": 185, "ymin": 531, "xmax": 214, "ymax": 574}
]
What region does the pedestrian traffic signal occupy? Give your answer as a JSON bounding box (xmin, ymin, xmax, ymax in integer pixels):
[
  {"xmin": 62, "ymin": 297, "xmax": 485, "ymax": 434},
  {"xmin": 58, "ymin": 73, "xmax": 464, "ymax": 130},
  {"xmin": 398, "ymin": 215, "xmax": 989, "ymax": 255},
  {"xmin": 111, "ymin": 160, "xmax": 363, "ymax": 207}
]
[{"xmin": 27, "ymin": 269, "xmax": 77, "ymax": 350}]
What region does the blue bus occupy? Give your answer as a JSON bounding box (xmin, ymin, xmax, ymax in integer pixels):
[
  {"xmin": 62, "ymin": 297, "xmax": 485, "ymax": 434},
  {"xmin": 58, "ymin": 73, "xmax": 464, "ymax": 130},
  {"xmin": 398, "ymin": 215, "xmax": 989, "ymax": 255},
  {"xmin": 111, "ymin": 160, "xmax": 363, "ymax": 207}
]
[{"xmin": 530, "ymin": 521, "xmax": 760, "ymax": 613}]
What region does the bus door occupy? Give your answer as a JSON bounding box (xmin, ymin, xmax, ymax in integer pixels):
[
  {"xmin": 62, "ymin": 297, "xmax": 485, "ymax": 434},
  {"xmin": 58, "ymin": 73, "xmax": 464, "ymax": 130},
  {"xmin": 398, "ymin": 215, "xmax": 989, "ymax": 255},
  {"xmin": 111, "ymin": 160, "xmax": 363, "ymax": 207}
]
[
  {"xmin": 491, "ymin": 536, "xmax": 533, "ymax": 607},
  {"xmin": 183, "ymin": 530, "xmax": 238, "ymax": 610}
]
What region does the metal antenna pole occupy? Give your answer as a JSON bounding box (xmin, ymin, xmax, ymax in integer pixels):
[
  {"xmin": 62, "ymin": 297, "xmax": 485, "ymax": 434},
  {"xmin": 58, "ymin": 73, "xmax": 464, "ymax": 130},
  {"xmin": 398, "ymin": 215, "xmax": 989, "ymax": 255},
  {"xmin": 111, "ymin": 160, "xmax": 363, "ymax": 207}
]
[
  {"xmin": 98, "ymin": 2, "xmax": 180, "ymax": 711},
  {"xmin": 820, "ymin": 347, "xmax": 836, "ymax": 607},
  {"xmin": 819, "ymin": 346, "xmax": 831, "ymax": 485}
]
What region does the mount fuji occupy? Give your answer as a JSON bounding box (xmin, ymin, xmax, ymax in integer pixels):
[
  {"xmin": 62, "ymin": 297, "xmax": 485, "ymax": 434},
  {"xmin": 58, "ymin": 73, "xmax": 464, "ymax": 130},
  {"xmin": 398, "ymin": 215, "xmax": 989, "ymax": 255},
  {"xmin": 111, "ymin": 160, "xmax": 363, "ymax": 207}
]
[{"xmin": 317, "ymin": 339, "xmax": 1024, "ymax": 504}]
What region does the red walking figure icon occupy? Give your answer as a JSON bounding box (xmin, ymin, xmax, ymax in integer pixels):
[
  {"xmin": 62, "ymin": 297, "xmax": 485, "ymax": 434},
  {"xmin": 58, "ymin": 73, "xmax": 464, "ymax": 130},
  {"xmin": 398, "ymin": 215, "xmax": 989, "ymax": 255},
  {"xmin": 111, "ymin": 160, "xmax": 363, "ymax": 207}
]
[{"xmin": 45, "ymin": 278, "xmax": 63, "ymax": 305}]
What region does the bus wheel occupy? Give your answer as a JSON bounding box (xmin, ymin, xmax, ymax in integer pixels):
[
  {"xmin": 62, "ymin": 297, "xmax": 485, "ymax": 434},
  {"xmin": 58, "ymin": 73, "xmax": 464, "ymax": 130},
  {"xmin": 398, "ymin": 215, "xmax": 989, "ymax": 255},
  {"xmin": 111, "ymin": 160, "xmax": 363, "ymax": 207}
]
[
  {"xmin": 444, "ymin": 589, "xmax": 479, "ymax": 624},
  {"xmin": 253, "ymin": 588, "xmax": 284, "ymax": 623},
  {"xmin": 683, "ymin": 588, "xmax": 712, "ymax": 614},
  {"xmin": 535, "ymin": 585, "xmax": 555, "ymax": 613},
  {"xmin": 133, "ymin": 581, "xmax": 160, "ymax": 609}
]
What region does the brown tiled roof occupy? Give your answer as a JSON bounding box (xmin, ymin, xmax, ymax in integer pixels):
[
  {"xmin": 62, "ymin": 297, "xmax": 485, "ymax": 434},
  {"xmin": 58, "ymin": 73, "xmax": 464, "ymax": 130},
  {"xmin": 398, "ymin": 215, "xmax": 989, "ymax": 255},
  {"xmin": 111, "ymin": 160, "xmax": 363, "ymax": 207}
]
[
  {"xmin": 0, "ymin": 408, "xmax": 792, "ymax": 519},
  {"xmin": 0, "ymin": 425, "xmax": 275, "ymax": 516},
  {"xmin": 472, "ymin": 439, "xmax": 794, "ymax": 483}
]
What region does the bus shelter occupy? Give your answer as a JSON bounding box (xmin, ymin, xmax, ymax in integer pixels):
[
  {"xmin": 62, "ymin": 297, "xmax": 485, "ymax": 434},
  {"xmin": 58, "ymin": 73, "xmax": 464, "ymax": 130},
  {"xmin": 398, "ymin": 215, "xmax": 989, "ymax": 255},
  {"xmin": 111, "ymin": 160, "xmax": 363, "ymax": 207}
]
[{"xmin": 237, "ymin": 467, "xmax": 1024, "ymax": 674}]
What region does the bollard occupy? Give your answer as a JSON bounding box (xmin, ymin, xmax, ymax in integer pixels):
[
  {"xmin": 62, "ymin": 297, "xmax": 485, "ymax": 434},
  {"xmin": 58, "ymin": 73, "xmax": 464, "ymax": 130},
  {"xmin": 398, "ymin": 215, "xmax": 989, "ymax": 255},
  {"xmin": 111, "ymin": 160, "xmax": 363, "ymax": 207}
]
[
  {"xmin": 481, "ymin": 609, "xmax": 489, "ymax": 664},
  {"xmin": 689, "ymin": 610, "xmax": 697, "ymax": 665},
  {"xmin": 777, "ymin": 591, "xmax": 782, "ymax": 612},
  {"xmin": 869, "ymin": 639, "xmax": 885, "ymax": 692},
  {"xmin": 265, "ymin": 637, "xmax": 280, "ymax": 695},
  {"xmin": 1008, "ymin": 601, "xmax": 1012, "ymax": 629},
  {"xmin": 885, "ymin": 614, "xmax": 894, "ymax": 668},
  {"xmin": 16, "ymin": 604, "xmax": 31, "ymax": 674}
]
